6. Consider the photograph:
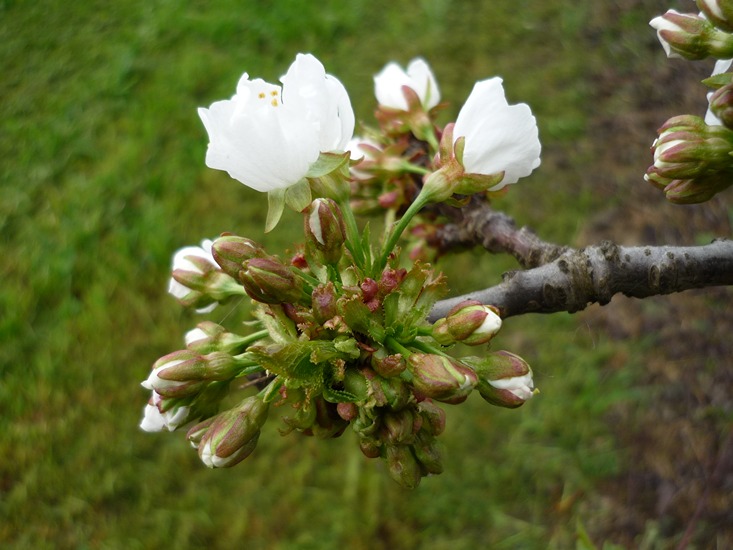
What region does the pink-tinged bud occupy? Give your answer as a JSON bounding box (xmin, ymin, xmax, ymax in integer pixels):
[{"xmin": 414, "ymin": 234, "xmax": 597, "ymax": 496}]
[
  {"xmin": 380, "ymin": 409, "xmax": 417, "ymax": 445},
  {"xmin": 358, "ymin": 437, "xmax": 382, "ymax": 459},
  {"xmin": 240, "ymin": 257, "xmax": 305, "ymax": 304},
  {"xmin": 649, "ymin": 115, "xmax": 733, "ymax": 179},
  {"xmin": 708, "ymin": 83, "xmax": 733, "ymax": 128},
  {"xmin": 304, "ymin": 198, "xmax": 346, "ymax": 265},
  {"xmin": 311, "ymin": 282, "xmax": 339, "ymax": 324},
  {"xmin": 412, "ymin": 430, "xmax": 444, "ymax": 475},
  {"xmin": 169, "ymin": 239, "xmax": 245, "ymax": 313},
  {"xmin": 650, "ymin": 10, "xmax": 733, "ymax": 59},
  {"xmin": 466, "ymin": 351, "xmax": 536, "ymax": 408},
  {"xmin": 363, "ymin": 369, "xmax": 411, "ymax": 409},
  {"xmin": 432, "ymin": 300, "xmax": 502, "ymax": 346},
  {"xmin": 185, "ymin": 416, "xmax": 216, "ymax": 448},
  {"xmin": 184, "ymin": 321, "xmax": 254, "ymax": 355},
  {"xmin": 662, "ymin": 173, "xmax": 733, "ymax": 204},
  {"xmin": 336, "ymin": 402, "xmax": 358, "ymax": 422},
  {"xmin": 417, "ymin": 399, "xmax": 446, "ymax": 436},
  {"xmin": 371, "ymin": 348, "xmax": 407, "ymax": 378},
  {"xmin": 141, "ymin": 350, "xmax": 207, "ymax": 398},
  {"xmin": 385, "ymin": 444, "xmax": 422, "ymax": 489},
  {"xmin": 697, "ymin": 0, "xmax": 733, "ymax": 33},
  {"xmin": 197, "ymin": 395, "xmax": 269, "ymax": 468},
  {"xmin": 142, "ymin": 350, "xmax": 241, "ymax": 398},
  {"xmin": 378, "ymin": 268, "xmax": 407, "ymax": 295},
  {"xmin": 211, "ymin": 235, "xmax": 266, "ymax": 279},
  {"xmin": 407, "ymin": 354, "xmax": 477, "ymax": 404},
  {"xmin": 309, "ymin": 398, "xmax": 349, "ymax": 439}
]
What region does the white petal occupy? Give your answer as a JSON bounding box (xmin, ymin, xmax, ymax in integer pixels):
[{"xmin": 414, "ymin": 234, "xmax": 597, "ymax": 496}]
[
  {"xmin": 453, "ymin": 78, "xmax": 541, "ymax": 185},
  {"xmin": 140, "ymin": 403, "xmax": 166, "ymax": 432},
  {"xmin": 406, "ymin": 58, "xmax": 441, "ymax": 109},
  {"xmin": 374, "ymin": 62, "xmax": 412, "ymax": 110}
]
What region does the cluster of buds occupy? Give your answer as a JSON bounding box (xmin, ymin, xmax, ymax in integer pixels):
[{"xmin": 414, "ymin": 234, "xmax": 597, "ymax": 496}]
[
  {"xmin": 646, "ymin": 3, "xmax": 733, "ymax": 203},
  {"xmin": 142, "ymin": 53, "xmax": 543, "ymax": 488}
]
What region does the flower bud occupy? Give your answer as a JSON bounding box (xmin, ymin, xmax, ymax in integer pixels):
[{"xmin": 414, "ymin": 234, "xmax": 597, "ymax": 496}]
[
  {"xmin": 466, "ymin": 351, "xmax": 536, "ymax": 408},
  {"xmin": 385, "ymin": 444, "xmax": 422, "ymax": 489},
  {"xmin": 142, "ymin": 350, "xmax": 242, "ymax": 398},
  {"xmin": 211, "ymin": 235, "xmax": 266, "ymax": 279},
  {"xmin": 407, "ymin": 354, "xmax": 477, "ymax": 404},
  {"xmin": 661, "ymin": 173, "xmax": 733, "ymax": 203},
  {"xmin": 304, "ymin": 198, "xmax": 346, "ymax": 266},
  {"xmin": 184, "ymin": 321, "xmax": 254, "ymax": 355},
  {"xmin": 311, "ymin": 282, "xmax": 339, "ymax": 324},
  {"xmin": 197, "ymin": 395, "xmax": 269, "ymax": 468},
  {"xmin": 371, "ymin": 348, "xmax": 406, "ymax": 378},
  {"xmin": 358, "ymin": 437, "xmax": 382, "ymax": 459},
  {"xmin": 417, "ymin": 399, "xmax": 446, "ymax": 436},
  {"xmin": 649, "ymin": 115, "xmax": 733, "ymax": 180},
  {"xmin": 708, "ymin": 83, "xmax": 733, "ymax": 128},
  {"xmin": 365, "ymin": 369, "xmax": 411, "ymax": 409},
  {"xmin": 697, "ymin": 0, "xmax": 733, "ymax": 33},
  {"xmin": 380, "ymin": 409, "xmax": 417, "ymax": 445},
  {"xmin": 240, "ymin": 257, "xmax": 305, "ymax": 304},
  {"xmin": 412, "ymin": 430, "xmax": 444, "ymax": 475},
  {"xmin": 650, "ymin": 10, "xmax": 733, "ymax": 60},
  {"xmin": 432, "ymin": 300, "xmax": 502, "ymax": 346},
  {"xmin": 309, "ymin": 398, "xmax": 349, "ymax": 439},
  {"xmin": 185, "ymin": 416, "xmax": 216, "ymax": 448}
]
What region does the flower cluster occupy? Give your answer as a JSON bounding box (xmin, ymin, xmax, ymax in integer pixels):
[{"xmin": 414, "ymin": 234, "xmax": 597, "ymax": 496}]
[
  {"xmin": 648, "ymin": 1, "xmax": 733, "ymax": 203},
  {"xmin": 141, "ymin": 54, "xmax": 540, "ymax": 488}
]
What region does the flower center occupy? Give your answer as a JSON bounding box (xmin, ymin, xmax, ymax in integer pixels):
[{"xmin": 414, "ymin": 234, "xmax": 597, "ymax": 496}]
[{"xmin": 258, "ymin": 89, "xmax": 281, "ymax": 107}]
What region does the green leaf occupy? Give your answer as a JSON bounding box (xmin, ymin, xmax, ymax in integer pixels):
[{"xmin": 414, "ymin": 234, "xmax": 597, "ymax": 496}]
[
  {"xmin": 265, "ymin": 188, "xmax": 286, "ymax": 233},
  {"xmin": 285, "ymin": 178, "xmax": 312, "ymax": 212}
]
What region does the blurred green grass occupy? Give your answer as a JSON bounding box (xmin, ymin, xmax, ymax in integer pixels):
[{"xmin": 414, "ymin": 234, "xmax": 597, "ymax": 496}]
[{"xmin": 0, "ymin": 1, "xmax": 671, "ymax": 547}]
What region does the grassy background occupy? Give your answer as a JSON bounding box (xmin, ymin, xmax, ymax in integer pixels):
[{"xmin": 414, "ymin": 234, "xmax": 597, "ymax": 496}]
[{"xmin": 2, "ymin": 1, "xmax": 731, "ymax": 548}]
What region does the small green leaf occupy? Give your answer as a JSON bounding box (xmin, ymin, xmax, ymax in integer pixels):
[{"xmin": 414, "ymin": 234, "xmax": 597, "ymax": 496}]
[
  {"xmin": 266, "ymin": 189, "xmax": 286, "ymax": 233},
  {"xmin": 285, "ymin": 178, "xmax": 312, "ymax": 212}
]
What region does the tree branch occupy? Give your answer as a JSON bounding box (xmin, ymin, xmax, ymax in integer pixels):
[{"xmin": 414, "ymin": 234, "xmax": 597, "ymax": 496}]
[
  {"xmin": 430, "ymin": 196, "xmax": 568, "ymax": 268},
  {"xmin": 429, "ymin": 239, "xmax": 733, "ymax": 321}
]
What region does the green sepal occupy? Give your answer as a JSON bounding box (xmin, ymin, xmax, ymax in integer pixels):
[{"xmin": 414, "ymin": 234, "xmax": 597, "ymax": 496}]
[
  {"xmin": 285, "ymin": 178, "xmax": 312, "ymax": 212},
  {"xmin": 306, "ymin": 151, "xmax": 351, "ymax": 178},
  {"xmin": 322, "ymin": 385, "xmax": 359, "ymax": 404},
  {"xmin": 703, "ymin": 72, "xmax": 733, "ymax": 90},
  {"xmin": 252, "ymin": 305, "xmax": 297, "ymax": 344},
  {"xmin": 265, "ymin": 188, "xmax": 286, "ymax": 233}
]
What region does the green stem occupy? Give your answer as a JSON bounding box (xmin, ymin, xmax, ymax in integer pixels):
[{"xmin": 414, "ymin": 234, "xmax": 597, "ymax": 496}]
[
  {"xmin": 399, "ymin": 162, "xmax": 430, "ymax": 176},
  {"xmin": 385, "ymin": 336, "xmax": 413, "ymax": 358},
  {"xmin": 374, "ymin": 192, "xmax": 430, "ymax": 274},
  {"xmin": 409, "ymin": 339, "xmax": 450, "ymax": 358}
]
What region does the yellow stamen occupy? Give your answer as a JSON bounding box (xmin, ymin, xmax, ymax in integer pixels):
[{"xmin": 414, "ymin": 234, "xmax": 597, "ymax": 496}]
[
  {"xmin": 271, "ymin": 99, "xmax": 278, "ymax": 107},
  {"xmin": 258, "ymin": 92, "xmax": 266, "ymax": 99}
]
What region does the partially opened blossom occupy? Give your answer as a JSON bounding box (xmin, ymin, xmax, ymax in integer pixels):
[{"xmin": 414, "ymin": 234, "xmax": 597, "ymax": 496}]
[
  {"xmin": 198, "ymin": 53, "xmax": 354, "ymax": 193},
  {"xmin": 374, "ymin": 58, "xmax": 441, "ymax": 111},
  {"xmin": 168, "ymin": 239, "xmax": 219, "ymax": 313},
  {"xmin": 139, "ymin": 391, "xmax": 192, "ymax": 432},
  {"xmin": 451, "ymin": 77, "xmax": 541, "ymax": 190}
]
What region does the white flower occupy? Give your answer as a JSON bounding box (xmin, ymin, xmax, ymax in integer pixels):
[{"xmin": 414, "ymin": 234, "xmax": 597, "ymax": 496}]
[
  {"xmin": 139, "ymin": 392, "xmax": 192, "ymax": 432},
  {"xmin": 453, "ymin": 77, "xmax": 541, "ymax": 189},
  {"xmin": 488, "ymin": 372, "xmax": 535, "ymax": 401},
  {"xmin": 198, "ymin": 53, "xmax": 354, "ymax": 192},
  {"xmin": 706, "ymin": 58, "xmax": 733, "ymax": 125},
  {"xmin": 168, "ymin": 239, "xmax": 217, "ymax": 313},
  {"xmin": 374, "ymin": 58, "xmax": 441, "ymax": 111}
]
